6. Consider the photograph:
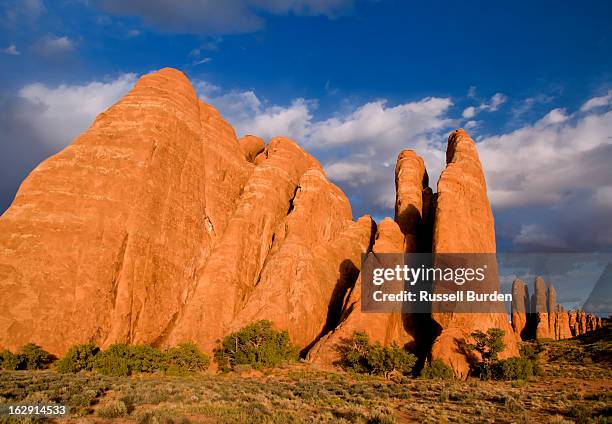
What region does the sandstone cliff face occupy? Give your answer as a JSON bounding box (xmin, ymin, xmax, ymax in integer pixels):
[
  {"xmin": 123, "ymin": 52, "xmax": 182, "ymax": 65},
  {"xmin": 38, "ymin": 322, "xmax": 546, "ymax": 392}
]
[
  {"xmin": 2, "ymin": 68, "xmax": 599, "ymax": 375},
  {"xmin": 0, "ymin": 68, "xmax": 244, "ymax": 353},
  {"xmin": 0, "ymin": 69, "xmax": 372, "ymax": 356},
  {"xmin": 238, "ymin": 135, "xmax": 265, "ymax": 163},
  {"xmin": 225, "ymin": 171, "xmax": 375, "ymax": 350},
  {"xmin": 430, "ymin": 129, "xmax": 518, "ymax": 378},
  {"xmin": 306, "ymin": 218, "xmax": 412, "ymax": 365}
]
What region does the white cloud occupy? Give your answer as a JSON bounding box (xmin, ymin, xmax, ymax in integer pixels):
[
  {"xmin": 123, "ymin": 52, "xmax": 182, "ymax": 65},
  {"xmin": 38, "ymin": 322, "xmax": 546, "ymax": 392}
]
[
  {"xmin": 580, "ymin": 90, "xmax": 612, "ymax": 112},
  {"xmin": 193, "ymin": 57, "xmax": 212, "ymax": 65},
  {"xmin": 464, "ymin": 120, "xmax": 478, "ymax": 129},
  {"xmin": 479, "ymin": 106, "xmax": 612, "ymax": 210},
  {"xmin": 17, "ymin": 73, "xmax": 137, "ymax": 148},
  {"xmin": 462, "ymin": 92, "xmax": 508, "ymax": 119},
  {"xmin": 2, "ymin": 44, "xmax": 19, "ymax": 55},
  {"xmin": 96, "ymin": 0, "xmax": 355, "ymax": 35},
  {"xmin": 462, "ymin": 106, "xmax": 476, "ymax": 118},
  {"xmin": 536, "ymin": 108, "xmax": 569, "ymax": 126},
  {"xmin": 127, "ymin": 29, "xmax": 141, "ymax": 37},
  {"xmin": 34, "ymin": 35, "xmax": 75, "ymax": 56},
  {"xmin": 324, "ymin": 162, "xmax": 374, "ymax": 186}
]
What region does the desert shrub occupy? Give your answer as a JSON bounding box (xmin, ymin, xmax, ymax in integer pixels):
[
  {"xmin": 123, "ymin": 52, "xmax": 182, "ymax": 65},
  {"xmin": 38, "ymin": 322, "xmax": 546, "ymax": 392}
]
[
  {"xmin": 467, "ymin": 328, "xmax": 506, "ymax": 380},
  {"xmin": 130, "ymin": 344, "xmax": 167, "ymax": 373},
  {"xmin": 0, "ymin": 349, "xmax": 20, "ymax": 370},
  {"xmin": 93, "ymin": 344, "xmax": 134, "ymax": 376},
  {"xmin": 97, "ymin": 399, "xmax": 128, "ymax": 418},
  {"xmin": 490, "ymin": 356, "xmax": 534, "ymax": 380},
  {"xmin": 56, "ymin": 343, "xmax": 100, "ymax": 373},
  {"xmin": 337, "ymin": 331, "xmax": 417, "ymax": 378},
  {"xmin": 166, "ymin": 342, "xmax": 210, "ymax": 375},
  {"xmin": 214, "ymin": 320, "xmax": 298, "ymax": 371},
  {"xmin": 420, "ymin": 359, "xmax": 454, "ymax": 379},
  {"xmin": 93, "ymin": 343, "xmax": 169, "ymax": 376},
  {"xmin": 16, "ymin": 343, "xmax": 55, "ymax": 370}
]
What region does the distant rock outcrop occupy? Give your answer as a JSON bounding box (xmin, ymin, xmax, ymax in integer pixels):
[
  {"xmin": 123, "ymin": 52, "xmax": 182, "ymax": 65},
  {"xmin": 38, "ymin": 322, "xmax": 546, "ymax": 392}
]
[
  {"xmin": 511, "ymin": 279, "xmax": 529, "ymax": 339},
  {"xmin": 512, "ymin": 275, "xmax": 603, "ymax": 340}
]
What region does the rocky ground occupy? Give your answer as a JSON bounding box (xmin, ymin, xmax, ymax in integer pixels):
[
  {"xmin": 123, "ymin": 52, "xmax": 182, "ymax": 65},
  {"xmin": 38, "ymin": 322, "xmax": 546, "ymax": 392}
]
[{"xmin": 0, "ymin": 328, "xmax": 610, "ymax": 424}]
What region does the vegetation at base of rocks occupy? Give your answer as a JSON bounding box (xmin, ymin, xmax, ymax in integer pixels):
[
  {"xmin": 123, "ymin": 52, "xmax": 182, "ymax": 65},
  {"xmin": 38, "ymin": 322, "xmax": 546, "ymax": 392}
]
[
  {"xmin": 336, "ymin": 331, "xmax": 417, "ymax": 378},
  {"xmin": 0, "ymin": 348, "xmax": 610, "ymax": 424},
  {"xmin": 0, "ymin": 343, "xmax": 55, "ymax": 370},
  {"xmin": 2, "ymin": 341, "xmax": 212, "ymax": 377},
  {"xmin": 213, "ymin": 320, "xmax": 299, "ymax": 371},
  {"xmin": 55, "ymin": 342, "xmax": 100, "ymax": 373},
  {"xmin": 468, "ymin": 328, "xmax": 541, "ymax": 381},
  {"xmin": 419, "ymin": 359, "xmax": 454, "ymax": 380},
  {"xmin": 165, "ymin": 342, "xmax": 210, "ymax": 375},
  {"xmin": 92, "ymin": 343, "xmax": 210, "ymax": 376}
]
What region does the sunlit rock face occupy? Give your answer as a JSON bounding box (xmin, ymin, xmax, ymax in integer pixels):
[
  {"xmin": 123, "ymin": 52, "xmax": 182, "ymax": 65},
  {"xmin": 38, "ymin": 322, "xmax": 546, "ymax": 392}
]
[
  {"xmin": 429, "ymin": 129, "xmax": 519, "ymax": 379},
  {"xmin": 1, "ymin": 68, "xmax": 599, "ymax": 375},
  {"xmin": 0, "ymin": 68, "xmax": 371, "ymax": 356}
]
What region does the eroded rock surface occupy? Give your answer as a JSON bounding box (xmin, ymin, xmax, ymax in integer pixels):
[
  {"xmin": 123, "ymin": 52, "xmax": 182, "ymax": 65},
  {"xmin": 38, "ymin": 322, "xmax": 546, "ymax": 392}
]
[
  {"xmin": 430, "ymin": 129, "xmax": 518, "ymax": 378},
  {"xmin": 0, "ymin": 70, "xmax": 598, "ymax": 374}
]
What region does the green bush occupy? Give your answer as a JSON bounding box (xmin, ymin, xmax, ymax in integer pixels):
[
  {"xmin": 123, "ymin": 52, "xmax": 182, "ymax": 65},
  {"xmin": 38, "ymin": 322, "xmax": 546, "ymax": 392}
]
[
  {"xmin": 337, "ymin": 331, "xmax": 417, "ymax": 378},
  {"xmin": 166, "ymin": 342, "xmax": 210, "ymax": 375},
  {"xmin": 0, "ymin": 349, "xmax": 19, "ymax": 370},
  {"xmin": 467, "ymin": 328, "xmax": 506, "ymax": 380},
  {"xmin": 491, "ymin": 357, "xmax": 534, "ymax": 380},
  {"xmin": 93, "ymin": 344, "xmax": 134, "ymax": 376},
  {"xmin": 93, "ymin": 343, "xmax": 171, "ymax": 376},
  {"xmin": 214, "ymin": 320, "xmax": 298, "ymax": 371},
  {"xmin": 56, "ymin": 343, "xmax": 100, "ymax": 373},
  {"xmin": 420, "ymin": 359, "xmax": 454, "ymax": 379},
  {"xmin": 130, "ymin": 344, "xmax": 167, "ymax": 373},
  {"xmin": 17, "ymin": 343, "xmax": 55, "ymax": 370}
]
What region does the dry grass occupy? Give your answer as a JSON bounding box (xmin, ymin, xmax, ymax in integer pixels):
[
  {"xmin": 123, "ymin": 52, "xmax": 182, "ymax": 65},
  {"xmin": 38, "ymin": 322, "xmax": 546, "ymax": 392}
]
[{"xmin": 0, "ymin": 333, "xmax": 610, "ymax": 423}]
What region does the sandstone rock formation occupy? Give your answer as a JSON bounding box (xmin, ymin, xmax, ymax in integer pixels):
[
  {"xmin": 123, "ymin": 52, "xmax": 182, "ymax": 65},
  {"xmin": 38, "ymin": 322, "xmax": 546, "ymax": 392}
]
[
  {"xmin": 511, "ymin": 279, "xmax": 529, "ymax": 339},
  {"xmin": 3, "ymin": 68, "xmax": 592, "ymax": 377},
  {"xmin": 430, "ymin": 129, "xmax": 518, "ymax": 378},
  {"xmin": 394, "ymin": 150, "xmax": 432, "ymax": 252},
  {"xmin": 306, "ymin": 218, "xmax": 412, "ymax": 365},
  {"xmin": 0, "ymin": 68, "xmax": 372, "ymax": 356},
  {"xmin": 0, "ymin": 68, "xmax": 243, "ymax": 354},
  {"xmin": 512, "ymin": 276, "xmax": 602, "ymax": 341},
  {"xmin": 238, "ymin": 135, "xmax": 265, "ymax": 163},
  {"xmin": 308, "ymin": 148, "xmax": 436, "ymax": 365}
]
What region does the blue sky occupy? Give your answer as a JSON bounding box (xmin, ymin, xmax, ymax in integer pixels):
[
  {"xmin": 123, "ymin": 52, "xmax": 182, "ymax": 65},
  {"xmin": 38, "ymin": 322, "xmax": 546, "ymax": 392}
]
[{"xmin": 1, "ymin": 0, "xmax": 611, "ymax": 252}]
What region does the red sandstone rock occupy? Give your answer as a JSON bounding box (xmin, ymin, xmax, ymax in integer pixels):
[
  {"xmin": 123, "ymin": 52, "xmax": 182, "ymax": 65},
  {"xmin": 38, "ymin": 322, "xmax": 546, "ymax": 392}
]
[
  {"xmin": 306, "ymin": 218, "xmax": 412, "ymax": 365},
  {"xmin": 226, "ymin": 172, "xmax": 375, "ymax": 350},
  {"xmin": 394, "ymin": 150, "xmax": 429, "ymax": 252},
  {"xmin": 555, "ymin": 306, "xmax": 573, "ymax": 340},
  {"xmin": 430, "ymin": 129, "xmax": 518, "ymax": 378},
  {"xmin": 511, "ymin": 279, "xmax": 529, "ymax": 339},
  {"xmin": 0, "ymin": 68, "xmax": 253, "ymax": 354},
  {"xmin": 238, "ymin": 135, "xmax": 265, "ymax": 163},
  {"xmin": 547, "ymin": 285, "xmax": 557, "ymax": 339}
]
